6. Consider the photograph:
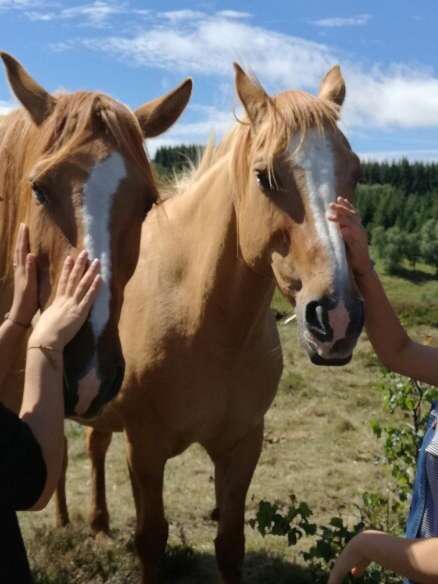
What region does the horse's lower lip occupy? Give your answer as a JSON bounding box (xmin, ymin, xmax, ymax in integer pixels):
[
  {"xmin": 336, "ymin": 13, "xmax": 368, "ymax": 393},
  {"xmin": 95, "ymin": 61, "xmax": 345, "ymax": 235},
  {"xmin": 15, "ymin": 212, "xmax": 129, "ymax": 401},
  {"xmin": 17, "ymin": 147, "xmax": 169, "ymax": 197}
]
[{"xmin": 310, "ymin": 352, "xmax": 352, "ymax": 367}]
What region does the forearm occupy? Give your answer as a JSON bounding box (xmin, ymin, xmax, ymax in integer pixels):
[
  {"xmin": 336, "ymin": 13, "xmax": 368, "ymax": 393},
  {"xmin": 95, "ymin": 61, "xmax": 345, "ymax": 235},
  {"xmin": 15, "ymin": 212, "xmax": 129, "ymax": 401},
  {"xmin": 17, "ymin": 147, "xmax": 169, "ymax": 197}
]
[
  {"xmin": 0, "ymin": 319, "xmax": 28, "ymax": 388},
  {"xmin": 357, "ymin": 531, "xmax": 438, "ymax": 584},
  {"xmin": 358, "ymin": 268, "xmax": 411, "ymax": 367},
  {"xmin": 357, "ymin": 269, "xmax": 438, "ymax": 384},
  {"xmin": 19, "ymin": 347, "xmax": 64, "ymax": 510}
]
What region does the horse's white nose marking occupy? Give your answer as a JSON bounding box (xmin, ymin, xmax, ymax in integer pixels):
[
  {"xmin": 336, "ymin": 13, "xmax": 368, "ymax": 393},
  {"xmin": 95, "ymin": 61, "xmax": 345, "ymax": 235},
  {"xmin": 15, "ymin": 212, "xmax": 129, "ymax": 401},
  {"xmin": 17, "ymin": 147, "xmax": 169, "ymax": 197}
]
[
  {"xmin": 288, "ymin": 129, "xmax": 349, "ymax": 287},
  {"xmin": 82, "ymin": 151, "xmax": 126, "ymax": 340},
  {"xmin": 75, "ymin": 367, "xmax": 99, "ymax": 416}
]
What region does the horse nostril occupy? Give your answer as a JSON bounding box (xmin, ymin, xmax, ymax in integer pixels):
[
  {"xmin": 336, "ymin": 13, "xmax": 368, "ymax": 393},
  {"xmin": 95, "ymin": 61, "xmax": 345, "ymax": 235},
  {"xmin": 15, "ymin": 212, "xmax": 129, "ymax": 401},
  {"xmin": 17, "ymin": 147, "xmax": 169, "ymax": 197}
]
[{"xmin": 305, "ymin": 301, "xmax": 332, "ymax": 341}]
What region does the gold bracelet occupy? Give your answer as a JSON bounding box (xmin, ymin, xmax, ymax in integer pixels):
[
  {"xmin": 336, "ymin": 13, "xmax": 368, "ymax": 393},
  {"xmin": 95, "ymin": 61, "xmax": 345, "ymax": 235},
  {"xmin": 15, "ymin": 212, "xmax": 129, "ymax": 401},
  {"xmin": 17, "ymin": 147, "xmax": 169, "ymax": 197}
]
[
  {"xmin": 4, "ymin": 312, "xmax": 31, "ymax": 329},
  {"xmin": 27, "ymin": 345, "xmax": 61, "ymax": 370}
]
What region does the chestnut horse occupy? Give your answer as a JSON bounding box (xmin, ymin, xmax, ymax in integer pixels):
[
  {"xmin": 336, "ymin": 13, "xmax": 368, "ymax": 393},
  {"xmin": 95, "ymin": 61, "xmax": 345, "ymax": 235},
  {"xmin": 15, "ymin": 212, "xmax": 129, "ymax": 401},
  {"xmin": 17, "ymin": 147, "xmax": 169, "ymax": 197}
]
[
  {"xmin": 0, "ymin": 52, "xmax": 192, "ymax": 418},
  {"xmin": 58, "ymin": 64, "xmax": 364, "ymax": 583}
]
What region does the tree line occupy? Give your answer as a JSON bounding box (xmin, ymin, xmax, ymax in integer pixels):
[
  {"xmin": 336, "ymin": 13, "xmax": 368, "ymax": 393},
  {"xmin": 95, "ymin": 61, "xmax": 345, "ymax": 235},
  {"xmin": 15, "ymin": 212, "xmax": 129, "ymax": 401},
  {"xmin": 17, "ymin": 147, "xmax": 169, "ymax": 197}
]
[{"xmin": 154, "ymin": 147, "xmax": 438, "ymax": 275}]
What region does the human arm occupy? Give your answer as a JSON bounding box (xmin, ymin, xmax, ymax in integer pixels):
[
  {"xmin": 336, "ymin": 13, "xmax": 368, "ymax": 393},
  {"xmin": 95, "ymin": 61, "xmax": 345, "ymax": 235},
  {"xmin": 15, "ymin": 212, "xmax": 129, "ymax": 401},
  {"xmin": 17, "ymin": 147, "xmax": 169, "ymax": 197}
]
[
  {"xmin": 0, "ymin": 224, "xmax": 38, "ymax": 388},
  {"xmin": 19, "ymin": 251, "xmax": 101, "ymax": 510},
  {"xmin": 328, "ymin": 530, "xmax": 438, "ymax": 584},
  {"xmin": 328, "ymin": 198, "xmax": 438, "ymax": 385}
]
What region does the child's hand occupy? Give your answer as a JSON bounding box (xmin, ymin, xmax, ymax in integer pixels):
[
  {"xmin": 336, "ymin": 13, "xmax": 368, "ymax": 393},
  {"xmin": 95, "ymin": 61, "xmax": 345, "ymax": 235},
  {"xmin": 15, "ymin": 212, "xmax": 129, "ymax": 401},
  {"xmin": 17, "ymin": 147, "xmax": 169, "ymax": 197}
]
[
  {"xmin": 29, "ymin": 251, "xmax": 101, "ymax": 350},
  {"xmin": 8, "ymin": 223, "xmax": 38, "ymax": 326},
  {"xmin": 328, "ymin": 533, "xmax": 371, "ymax": 584},
  {"xmin": 327, "ymin": 197, "xmax": 373, "ymax": 277}
]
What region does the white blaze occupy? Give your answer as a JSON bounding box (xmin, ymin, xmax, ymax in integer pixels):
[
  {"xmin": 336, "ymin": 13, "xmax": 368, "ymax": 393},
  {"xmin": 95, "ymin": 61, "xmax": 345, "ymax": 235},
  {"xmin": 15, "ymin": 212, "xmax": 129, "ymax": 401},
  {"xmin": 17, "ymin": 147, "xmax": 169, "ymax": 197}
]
[
  {"xmin": 82, "ymin": 151, "xmax": 126, "ymax": 339},
  {"xmin": 288, "ymin": 128, "xmax": 349, "ymax": 286}
]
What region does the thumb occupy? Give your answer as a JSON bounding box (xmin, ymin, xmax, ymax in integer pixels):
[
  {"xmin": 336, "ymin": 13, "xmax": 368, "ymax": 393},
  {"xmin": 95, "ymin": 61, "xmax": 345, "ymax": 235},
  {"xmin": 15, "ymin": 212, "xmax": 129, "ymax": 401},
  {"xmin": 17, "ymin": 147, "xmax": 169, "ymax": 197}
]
[{"xmin": 351, "ymin": 559, "xmax": 370, "ymax": 577}]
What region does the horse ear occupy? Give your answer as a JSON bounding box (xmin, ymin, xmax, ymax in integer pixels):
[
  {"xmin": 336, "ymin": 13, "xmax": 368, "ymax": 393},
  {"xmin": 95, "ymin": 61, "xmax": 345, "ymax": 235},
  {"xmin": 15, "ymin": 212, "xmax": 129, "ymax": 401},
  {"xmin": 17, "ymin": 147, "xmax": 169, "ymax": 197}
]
[
  {"xmin": 318, "ymin": 65, "xmax": 346, "ymax": 107},
  {"xmin": 234, "ymin": 63, "xmax": 270, "ymax": 126},
  {"xmin": 0, "ymin": 52, "xmax": 56, "ymax": 125},
  {"xmin": 135, "ymin": 78, "xmax": 192, "ymax": 139}
]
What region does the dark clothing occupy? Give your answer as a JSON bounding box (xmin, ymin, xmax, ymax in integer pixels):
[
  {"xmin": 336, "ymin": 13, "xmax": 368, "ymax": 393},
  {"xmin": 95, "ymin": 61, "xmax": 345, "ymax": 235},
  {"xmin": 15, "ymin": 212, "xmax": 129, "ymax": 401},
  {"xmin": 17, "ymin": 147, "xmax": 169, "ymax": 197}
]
[{"xmin": 0, "ymin": 403, "xmax": 47, "ymax": 583}]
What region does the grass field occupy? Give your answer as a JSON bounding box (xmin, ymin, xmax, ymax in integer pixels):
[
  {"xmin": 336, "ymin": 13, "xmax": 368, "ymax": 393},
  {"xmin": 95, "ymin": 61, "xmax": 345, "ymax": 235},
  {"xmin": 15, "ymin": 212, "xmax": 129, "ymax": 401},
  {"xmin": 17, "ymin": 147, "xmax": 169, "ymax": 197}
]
[{"xmin": 20, "ymin": 261, "xmax": 438, "ymax": 583}]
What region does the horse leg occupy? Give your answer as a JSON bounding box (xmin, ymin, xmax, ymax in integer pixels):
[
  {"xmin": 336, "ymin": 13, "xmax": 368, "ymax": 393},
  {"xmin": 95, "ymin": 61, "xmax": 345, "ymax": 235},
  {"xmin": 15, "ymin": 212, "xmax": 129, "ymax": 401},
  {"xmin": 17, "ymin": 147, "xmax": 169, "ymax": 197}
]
[
  {"xmin": 125, "ymin": 430, "xmax": 168, "ymax": 584},
  {"xmin": 55, "ymin": 435, "xmax": 70, "ymax": 527},
  {"xmin": 86, "ymin": 426, "xmax": 112, "ymax": 535},
  {"xmin": 208, "ymin": 422, "xmax": 264, "ymax": 584},
  {"xmin": 210, "ymin": 459, "xmax": 225, "ymax": 521}
]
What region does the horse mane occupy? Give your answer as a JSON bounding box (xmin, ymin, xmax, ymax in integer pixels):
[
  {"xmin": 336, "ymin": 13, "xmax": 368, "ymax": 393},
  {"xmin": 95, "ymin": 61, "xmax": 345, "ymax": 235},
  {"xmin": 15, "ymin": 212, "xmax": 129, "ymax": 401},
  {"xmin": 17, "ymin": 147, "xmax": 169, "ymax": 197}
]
[
  {"xmin": 0, "ymin": 92, "xmax": 156, "ymax": 283},
  {"xmin": 171, "ymin": 88, "xmax": 340, "ymax": 198}
]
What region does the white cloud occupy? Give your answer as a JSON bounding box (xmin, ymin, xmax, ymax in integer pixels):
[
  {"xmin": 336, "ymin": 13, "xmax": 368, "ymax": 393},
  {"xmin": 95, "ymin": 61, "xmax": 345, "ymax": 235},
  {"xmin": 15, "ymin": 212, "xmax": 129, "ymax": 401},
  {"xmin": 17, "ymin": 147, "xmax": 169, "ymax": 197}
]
[
  {"xmin": 0, "ymin": 0, "xmax": 38, "ymax": 6},
  {"xmin": 216, "ymin": 10, "xmax": 251, "ymax": 20},
  {"xmin": 69, "ymin": 12, "xmax": 438, "ymax": 133},
  {"xmin": 159, "ymin": 10, "xmax": 205, "ymax": 22},
  {"xmin": 4, "ymin": 0, "xmax": 150, "ymax": 26},
  {"xmin": 313, "ymin": 14, "xmax": 371, "ymax": 28},
  {"xmin": 359, "ymin": 149, "xmax": 438, "ymax": 162},
  {"xmin": 81, "ymin": 16, "xmax": 334, "ymax": 89}
]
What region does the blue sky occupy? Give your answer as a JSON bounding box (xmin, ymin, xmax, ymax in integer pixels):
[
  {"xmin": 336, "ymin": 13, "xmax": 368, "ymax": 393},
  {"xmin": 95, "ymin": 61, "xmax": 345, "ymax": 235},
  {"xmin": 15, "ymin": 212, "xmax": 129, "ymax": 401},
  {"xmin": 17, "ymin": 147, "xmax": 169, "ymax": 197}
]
[{"xmin": 2, "ymin": 0, "xmax": 438, "ymax": 160}]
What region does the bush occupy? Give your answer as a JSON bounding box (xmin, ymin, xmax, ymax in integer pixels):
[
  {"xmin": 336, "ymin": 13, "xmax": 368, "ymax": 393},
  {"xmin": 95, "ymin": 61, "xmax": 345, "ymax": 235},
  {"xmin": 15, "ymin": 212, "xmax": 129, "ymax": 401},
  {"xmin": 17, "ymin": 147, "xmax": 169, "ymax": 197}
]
[{"xmin": 251, "ymin": 372, "xmax": 438, "ymax": 582}]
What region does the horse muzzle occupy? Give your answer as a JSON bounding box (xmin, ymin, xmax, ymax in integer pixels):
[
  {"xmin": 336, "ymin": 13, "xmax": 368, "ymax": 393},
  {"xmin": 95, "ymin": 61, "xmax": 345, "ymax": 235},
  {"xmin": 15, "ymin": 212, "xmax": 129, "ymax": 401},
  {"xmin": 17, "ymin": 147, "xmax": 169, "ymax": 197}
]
[
  {"xmin": 63, "ymin": 361, "xmax": 125, "ymax": 419},
  {"xmin": 298, "ymin": 295, "xmax": 364, "ymax": 366}
]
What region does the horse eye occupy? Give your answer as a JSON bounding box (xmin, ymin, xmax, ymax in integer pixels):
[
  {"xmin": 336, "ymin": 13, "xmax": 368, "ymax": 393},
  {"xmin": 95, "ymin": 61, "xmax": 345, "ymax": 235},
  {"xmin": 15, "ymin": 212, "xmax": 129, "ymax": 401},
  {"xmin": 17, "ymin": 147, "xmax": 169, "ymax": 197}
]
[
  {"xmin": 255, "ymin": 169, "xmax": 273, "ymax": 192},
  {"xmin": 32, "ymin": 182, "xmax": 47, "ymax": 205}
]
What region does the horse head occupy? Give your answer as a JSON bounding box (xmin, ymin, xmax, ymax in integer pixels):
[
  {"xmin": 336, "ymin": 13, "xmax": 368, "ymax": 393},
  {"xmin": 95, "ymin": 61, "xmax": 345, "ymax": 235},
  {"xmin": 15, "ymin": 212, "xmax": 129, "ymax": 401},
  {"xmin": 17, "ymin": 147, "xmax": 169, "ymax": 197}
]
[
  {"xmin": 232, "ymin": 63, "xmax": 363, "ymax": 365},
  {"xmin": 0, "ymin": 52, "xmax": 192, "ymax": 416}
]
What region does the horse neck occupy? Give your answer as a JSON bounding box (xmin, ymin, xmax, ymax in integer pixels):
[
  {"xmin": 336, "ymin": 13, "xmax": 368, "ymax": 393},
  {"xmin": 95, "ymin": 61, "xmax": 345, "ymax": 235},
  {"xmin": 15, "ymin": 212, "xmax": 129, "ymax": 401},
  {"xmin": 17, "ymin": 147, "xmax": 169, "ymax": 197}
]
[{"xmin": 163, "ymin": 155, "xmax": 276, "ymax": 346}]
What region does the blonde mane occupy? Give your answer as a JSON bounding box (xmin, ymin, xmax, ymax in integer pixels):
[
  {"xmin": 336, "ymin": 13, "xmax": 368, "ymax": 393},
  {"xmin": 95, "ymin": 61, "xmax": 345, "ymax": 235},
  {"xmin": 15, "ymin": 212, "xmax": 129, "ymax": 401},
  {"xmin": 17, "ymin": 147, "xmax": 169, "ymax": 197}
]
[
  {"xmin": 0, "ymin": 92, "xmax": 157, "ymax": 282},
  {"xmin": 171, "ymin": 89, "xmax": 339, "ymax": 199}
]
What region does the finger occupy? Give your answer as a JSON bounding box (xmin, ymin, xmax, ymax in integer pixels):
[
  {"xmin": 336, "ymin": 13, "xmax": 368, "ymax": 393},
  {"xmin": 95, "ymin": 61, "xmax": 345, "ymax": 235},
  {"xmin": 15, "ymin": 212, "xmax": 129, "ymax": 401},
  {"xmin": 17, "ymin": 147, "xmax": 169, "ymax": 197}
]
[
  {"xmin": 65, "ymin": 250, "xmax": 89, "ymax": 296},
  {"xmin": 351, "ymin": 559, "xmax": 370, "ymax": 577},
  {"xmin": 79, "ymin": 274, "xmax": 102, "ymax": 313},
  {"xmin": 337, "ymin": 196, "xmax": 355, "ymax": 210},
  {"xmin": 73, "ymin": 259, "xmax": 100, "ymax": 303},
  {"xmin": 57, "ymin": 255, "xmax": 74, "ymax": 296},
  {"xmin": 330, "ymin": 201, "xmax": 359, "ymax": 217},
  {"xmin": 328, "ymin": 206, "xmax": 361, "ymax": 225},
  {"xmin": 25, "ymin": 253, "xmax": 37, "ymax": 282},
  {"xmin": 19, "ymin": 224, "xmax": 31, "ymax": 266},
  {"xmin": 14, "ymin": 223, "xmax": 24, "ymax": 267}
]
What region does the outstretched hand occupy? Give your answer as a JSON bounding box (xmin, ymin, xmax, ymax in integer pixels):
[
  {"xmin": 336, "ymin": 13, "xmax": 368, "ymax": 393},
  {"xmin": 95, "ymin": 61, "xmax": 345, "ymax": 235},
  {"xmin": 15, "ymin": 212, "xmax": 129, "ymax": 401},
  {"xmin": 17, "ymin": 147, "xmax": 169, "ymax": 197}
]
[
  {"xmin": 328, "ymin": 534, "xmax": 371, "ymax": 584},
  {"xmin": 29, "ymin": 250, "xmax": 101, "ymax": 350},
  {"xmin": 9, "ymin": 223, "xmax": 38, "ymax": 326},
  {"xmin": 327, "ymin": 197, "xmax": 373, "ymax": 277}
]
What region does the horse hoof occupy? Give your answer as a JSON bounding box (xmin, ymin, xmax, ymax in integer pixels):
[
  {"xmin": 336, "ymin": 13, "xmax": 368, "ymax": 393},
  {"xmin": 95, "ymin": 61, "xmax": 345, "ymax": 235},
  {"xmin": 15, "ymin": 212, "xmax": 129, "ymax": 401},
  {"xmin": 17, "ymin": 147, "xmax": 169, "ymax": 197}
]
[{"xmin": 90, "ymin": 514, "xmax": 110, "ymax": 536}]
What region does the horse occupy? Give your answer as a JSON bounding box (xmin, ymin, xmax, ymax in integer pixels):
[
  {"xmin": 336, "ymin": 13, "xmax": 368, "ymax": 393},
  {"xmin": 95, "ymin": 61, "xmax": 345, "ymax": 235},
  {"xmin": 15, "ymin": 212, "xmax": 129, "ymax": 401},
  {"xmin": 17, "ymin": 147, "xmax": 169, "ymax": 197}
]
[
  {"xmin": 0, "ymin": 52, "xmax": 192, "ymax": 418},
  {"xmin": 57, "ymin": 63, "xmax": 364, "ymax": 583}
]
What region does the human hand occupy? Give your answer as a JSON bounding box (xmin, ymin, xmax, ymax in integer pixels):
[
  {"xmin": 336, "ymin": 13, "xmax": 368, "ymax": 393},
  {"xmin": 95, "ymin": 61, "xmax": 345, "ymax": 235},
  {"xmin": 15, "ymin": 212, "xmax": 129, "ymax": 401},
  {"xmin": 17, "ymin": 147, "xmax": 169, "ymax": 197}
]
[
  {"xmin": 327, "ymin": 533, "xmax": 371, "ymax": 584},
  {"xmin": 29, "ymin": 250, "xmax": 101, "ymax": 350},
  {"xmin": 327, "ymin": 197, "xmax": 373, "ymax": 278},
  {"xmin": 8, "ymin": 223, "xmax": 38, "ymax": 326}
]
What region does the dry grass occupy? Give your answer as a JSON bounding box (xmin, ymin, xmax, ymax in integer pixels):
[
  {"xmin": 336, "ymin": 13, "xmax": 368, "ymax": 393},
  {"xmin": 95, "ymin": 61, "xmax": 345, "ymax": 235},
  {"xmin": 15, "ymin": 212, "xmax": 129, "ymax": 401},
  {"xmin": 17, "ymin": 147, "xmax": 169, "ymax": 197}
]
[{"xmin": 19, "ymin": 265, "xmax": 438, "ymax": 583}]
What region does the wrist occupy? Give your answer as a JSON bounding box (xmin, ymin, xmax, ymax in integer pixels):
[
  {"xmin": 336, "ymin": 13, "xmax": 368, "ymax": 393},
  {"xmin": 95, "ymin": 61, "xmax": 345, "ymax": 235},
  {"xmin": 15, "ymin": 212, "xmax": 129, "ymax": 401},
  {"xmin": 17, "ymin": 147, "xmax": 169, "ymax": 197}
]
[
  {"xmin": 7, "ymin": 304, "xmax": 35, "ymax": 328},
  {"xmin": 4, "ymin": 311, "xmax": 32, "ymax": 330},
  {"xmin": 28, "ymin": 332, "xmax": 64, "ymax": 352}
]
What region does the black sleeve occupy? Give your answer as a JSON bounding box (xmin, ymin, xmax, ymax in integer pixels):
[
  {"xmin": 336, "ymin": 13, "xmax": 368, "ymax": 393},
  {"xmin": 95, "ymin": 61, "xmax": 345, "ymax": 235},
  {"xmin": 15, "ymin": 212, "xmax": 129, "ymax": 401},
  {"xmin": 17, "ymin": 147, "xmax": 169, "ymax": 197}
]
[{"xmin": 0, "ymin": 403, "xmax": 47, "ymax": 510}]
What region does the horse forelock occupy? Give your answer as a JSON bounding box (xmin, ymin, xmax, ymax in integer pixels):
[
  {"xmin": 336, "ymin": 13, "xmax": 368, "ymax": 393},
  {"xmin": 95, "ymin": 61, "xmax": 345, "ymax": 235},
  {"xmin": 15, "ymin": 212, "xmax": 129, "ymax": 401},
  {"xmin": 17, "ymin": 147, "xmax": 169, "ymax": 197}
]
[{"xmin": 170, "ymin": 90, "xmax": 340, "ymax": 203}]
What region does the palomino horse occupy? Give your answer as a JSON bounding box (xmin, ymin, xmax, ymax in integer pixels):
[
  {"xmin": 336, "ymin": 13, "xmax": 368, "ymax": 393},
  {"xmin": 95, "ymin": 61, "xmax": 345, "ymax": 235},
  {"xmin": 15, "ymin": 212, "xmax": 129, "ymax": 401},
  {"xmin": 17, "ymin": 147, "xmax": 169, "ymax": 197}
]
[
  {"xmin": 0, "ymin": 52, "xmax": 192, "ymax": 418},
  {"xmin": 58, "ymin": 64, "xmax": 364, "ymax": 583}
]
